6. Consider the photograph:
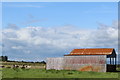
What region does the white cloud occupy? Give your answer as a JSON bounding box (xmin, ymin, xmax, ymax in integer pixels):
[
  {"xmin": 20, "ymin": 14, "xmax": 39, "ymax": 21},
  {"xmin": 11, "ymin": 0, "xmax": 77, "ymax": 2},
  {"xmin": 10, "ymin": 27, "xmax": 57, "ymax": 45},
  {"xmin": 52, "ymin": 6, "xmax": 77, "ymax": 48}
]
[
  {"xmin": 11, "ymin": 46, "xmax": 23, "ymax": 49},
  {"xmin": 1, "ymin": 21, "xmax": 118, "ymax": 61}
]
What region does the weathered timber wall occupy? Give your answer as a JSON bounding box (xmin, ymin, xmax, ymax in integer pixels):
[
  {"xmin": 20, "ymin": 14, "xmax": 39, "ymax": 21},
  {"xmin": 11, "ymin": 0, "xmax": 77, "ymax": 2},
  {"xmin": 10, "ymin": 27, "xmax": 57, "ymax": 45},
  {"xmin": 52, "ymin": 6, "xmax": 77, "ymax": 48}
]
[
  {"xmin": 46, "ymin": 55, "xmax": 107, "ymax": 72},
  {"xmin": 46, "ymin": 57, "xmax": 63, "ymax": 70},
  {"xmin": 64, "ymin": 55, "xmax": 106, "ymax": 72}
]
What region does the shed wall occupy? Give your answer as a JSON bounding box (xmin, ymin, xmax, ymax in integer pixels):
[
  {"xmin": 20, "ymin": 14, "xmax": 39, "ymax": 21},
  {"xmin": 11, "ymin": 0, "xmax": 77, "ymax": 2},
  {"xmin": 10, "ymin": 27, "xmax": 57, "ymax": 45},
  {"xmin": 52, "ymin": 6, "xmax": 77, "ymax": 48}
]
[
  {"xmin": 64, "ymin": 55, "xmax": 106, "ymax": 72},
  {"xmin": 46, "ymin": 57, "xmax": 64, "ymax": 70},
  {"xmin": 46, "ymin": 55, "xmax": 106, "ymax": 72}
]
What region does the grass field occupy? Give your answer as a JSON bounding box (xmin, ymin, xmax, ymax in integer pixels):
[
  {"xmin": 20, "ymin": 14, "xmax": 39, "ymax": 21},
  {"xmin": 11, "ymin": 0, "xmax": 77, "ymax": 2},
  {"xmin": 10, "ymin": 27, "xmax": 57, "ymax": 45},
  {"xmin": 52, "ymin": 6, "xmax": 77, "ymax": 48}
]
[
  {"xmin": 1, "ymin": 68, "xmax": 119, "ymax": 78},
  {"xmin": 0, "ymin": 61, "xmax": 46, "ymax": 69}
]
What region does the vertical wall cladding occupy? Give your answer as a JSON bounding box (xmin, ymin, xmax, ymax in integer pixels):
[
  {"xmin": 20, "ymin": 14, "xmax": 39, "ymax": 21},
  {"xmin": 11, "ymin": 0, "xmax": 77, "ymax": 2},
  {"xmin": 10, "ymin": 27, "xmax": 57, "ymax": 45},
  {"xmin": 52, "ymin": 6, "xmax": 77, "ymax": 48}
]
[
  {"xmin": 46, "ymin": 55, "xmax": 106, "ymax": 72},
  {"xmin": 46, "ymin": 57, "xmax": 64, "ymax": 70},
  {"xmin": 64, "ymin": 55, "xmax": 106, "ymax": 72}
]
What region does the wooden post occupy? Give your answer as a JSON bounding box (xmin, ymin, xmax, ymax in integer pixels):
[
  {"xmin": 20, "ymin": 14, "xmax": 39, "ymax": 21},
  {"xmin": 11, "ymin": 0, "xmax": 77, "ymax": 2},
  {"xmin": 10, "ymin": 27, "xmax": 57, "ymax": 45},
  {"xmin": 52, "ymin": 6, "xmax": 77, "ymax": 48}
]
[
  {"xmin": 115, "ymin": 57, "xmax": 116, "ymax": 65},
  {"xmin": 113, "ymin": 58, "xmax": 114, "ymax": 65},
  {"xmin": 110, "ymin": 57, "xmax": 111, "ymax": 64}
]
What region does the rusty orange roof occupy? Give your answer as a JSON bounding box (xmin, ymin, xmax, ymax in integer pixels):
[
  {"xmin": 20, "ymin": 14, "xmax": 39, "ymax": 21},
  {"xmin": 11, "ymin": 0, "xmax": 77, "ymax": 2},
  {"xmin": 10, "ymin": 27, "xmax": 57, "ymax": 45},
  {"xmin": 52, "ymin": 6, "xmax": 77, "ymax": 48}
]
[{"xmin": 65, "ymin": 48, "xmax": 115, "ymax": 56}]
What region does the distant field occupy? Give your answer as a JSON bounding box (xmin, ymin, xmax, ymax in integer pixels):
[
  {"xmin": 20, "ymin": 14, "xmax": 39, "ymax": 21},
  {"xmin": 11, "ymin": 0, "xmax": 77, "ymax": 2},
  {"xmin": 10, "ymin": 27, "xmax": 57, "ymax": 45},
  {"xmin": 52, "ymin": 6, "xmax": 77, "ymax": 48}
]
[
  {"xmin": 0, "ymin": 61, "xmax": 46, "ymax": 69},
  {"xmin": 1, "ymin": 68, "xmax": 119, "ymax": 78}
]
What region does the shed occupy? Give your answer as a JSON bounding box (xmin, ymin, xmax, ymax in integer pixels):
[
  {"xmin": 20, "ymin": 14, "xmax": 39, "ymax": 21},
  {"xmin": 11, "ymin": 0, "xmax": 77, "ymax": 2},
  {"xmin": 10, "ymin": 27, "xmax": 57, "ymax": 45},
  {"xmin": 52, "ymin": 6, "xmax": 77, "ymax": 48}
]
[
  {"xmin": 46, "ymin": 48, "xmax": 116, "ymax": 72},
  {"xmin": 64, "ymin": 48, "xmax": 116, "ymax": 72}
]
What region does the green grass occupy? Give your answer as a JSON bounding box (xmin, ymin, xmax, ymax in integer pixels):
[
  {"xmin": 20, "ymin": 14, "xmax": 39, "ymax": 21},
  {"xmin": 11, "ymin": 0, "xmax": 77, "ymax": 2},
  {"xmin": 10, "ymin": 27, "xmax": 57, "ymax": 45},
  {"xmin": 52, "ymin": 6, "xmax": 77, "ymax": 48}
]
[
  {"xmin": 1, "ymin": 68, "xmax": 119, "ymax": 78},
  {"xmin": 1, "ymin": 61, "xmax": 45, "ymax": 66}
]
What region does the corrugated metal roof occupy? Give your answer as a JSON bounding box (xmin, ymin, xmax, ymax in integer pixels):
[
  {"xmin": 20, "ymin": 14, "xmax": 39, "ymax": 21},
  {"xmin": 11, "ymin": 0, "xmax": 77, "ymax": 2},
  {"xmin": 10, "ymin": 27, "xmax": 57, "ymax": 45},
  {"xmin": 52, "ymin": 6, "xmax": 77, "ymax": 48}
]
[{"xmin": 65, "ymin": 48, "xmax": 114, "ymax": 56}]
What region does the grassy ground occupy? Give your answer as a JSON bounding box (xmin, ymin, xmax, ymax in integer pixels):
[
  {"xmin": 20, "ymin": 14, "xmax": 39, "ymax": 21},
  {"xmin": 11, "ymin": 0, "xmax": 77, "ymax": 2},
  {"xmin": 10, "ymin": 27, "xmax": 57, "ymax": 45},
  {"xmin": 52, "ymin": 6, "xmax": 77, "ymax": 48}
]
[
  {"xmin": 1, "ymin": 68, "xmax": 119, "ymax": 78},
  {"xmin": 1, "ymin": 61, "xmax": 45, "ymax": 69}
]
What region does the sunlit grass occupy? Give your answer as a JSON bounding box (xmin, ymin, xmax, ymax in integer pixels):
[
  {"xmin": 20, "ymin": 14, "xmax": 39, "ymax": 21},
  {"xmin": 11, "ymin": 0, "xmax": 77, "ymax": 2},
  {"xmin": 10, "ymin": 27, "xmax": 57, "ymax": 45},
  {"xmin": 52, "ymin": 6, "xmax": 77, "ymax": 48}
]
[{"xmin": 1, "ymin": 68, "xmax": 118, "ymax": 78}]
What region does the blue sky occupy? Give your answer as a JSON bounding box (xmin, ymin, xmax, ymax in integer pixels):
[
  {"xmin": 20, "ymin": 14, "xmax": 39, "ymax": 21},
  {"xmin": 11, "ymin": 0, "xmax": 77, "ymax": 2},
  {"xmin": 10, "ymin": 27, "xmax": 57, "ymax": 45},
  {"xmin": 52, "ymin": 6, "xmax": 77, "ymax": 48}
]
[
  {"xmin": 1, "ymin": 2, "xmax": 118, "ymax": 62},
  {"xmin": 1, "ymin": 0, "xmax": 119, "ymax": 2},
  {"xmin": 2, "ymin": 2, "xmax": 117, "ymax": 29}
]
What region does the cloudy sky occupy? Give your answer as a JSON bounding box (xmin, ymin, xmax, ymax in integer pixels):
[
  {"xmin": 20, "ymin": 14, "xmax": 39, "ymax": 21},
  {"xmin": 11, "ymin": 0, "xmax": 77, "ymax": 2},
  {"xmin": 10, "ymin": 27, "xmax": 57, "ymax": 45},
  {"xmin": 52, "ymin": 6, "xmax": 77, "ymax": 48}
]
[{"xmin": 1, "ymin": 2, "xmax": 118, "ymax": 62}]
